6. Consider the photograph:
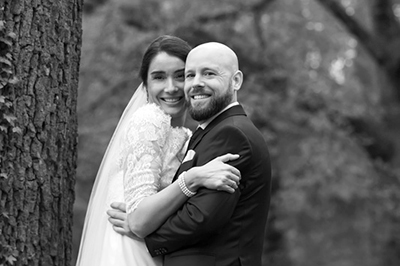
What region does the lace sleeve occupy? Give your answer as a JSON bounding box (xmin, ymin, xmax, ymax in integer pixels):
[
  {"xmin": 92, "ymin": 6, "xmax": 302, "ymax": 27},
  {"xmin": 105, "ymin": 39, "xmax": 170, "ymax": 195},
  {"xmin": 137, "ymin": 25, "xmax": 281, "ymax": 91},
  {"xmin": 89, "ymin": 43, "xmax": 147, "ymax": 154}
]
[{"xmin": 119, "ymin": 104, "xmax": 171, "ymax": 214}]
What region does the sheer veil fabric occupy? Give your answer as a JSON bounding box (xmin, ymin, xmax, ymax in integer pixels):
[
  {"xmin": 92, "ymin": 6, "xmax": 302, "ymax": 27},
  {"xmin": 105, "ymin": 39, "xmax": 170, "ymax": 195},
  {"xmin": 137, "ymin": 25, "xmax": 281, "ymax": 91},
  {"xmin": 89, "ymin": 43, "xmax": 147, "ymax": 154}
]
[{"xmin": 76, "ymin": 84, "xmax": 162, "ymax": 266}]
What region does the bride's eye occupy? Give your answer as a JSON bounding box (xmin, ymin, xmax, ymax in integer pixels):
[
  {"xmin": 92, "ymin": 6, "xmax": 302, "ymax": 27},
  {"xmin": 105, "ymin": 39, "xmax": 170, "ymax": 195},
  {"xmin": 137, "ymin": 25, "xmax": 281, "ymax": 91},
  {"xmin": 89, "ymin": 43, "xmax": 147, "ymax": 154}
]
[
  {"xmin": 175, "ymin": 71, "xmax": 185, "ymax": 81},
  {"xmin": 152, "ymin": 74, "xmax": 165, "ymax": 80}
]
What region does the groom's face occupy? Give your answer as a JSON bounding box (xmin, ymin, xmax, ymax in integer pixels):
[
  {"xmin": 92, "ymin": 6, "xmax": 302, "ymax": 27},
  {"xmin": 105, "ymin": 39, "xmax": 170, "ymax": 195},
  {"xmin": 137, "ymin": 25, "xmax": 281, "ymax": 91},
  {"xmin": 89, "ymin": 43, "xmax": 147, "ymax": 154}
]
[{"xmin": 184, "ymin": 48, "xmax": 234, "ymax": 123}]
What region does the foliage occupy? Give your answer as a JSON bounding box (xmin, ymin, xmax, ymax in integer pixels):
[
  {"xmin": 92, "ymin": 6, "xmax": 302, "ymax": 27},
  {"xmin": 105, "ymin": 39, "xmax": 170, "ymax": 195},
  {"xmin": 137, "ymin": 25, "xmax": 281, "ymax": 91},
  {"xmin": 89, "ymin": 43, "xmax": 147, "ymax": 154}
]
[
  {"xmin": 0, "ymin": 19, "xmax": 21, "ymax": 266},
  {"xmin": 0, "ymin": 22, "xmax": 15, "ymax": 176},
  {"xmin": 0, "ymin": 20, "xmax": 21, "ymax": 140},
  {"xmin": 0, "ymin": 21, "xmax": 18, "ymax": 178},
  {"xmin": 0, "ymin": 242, "xmax": 18, "ymax": 266}
]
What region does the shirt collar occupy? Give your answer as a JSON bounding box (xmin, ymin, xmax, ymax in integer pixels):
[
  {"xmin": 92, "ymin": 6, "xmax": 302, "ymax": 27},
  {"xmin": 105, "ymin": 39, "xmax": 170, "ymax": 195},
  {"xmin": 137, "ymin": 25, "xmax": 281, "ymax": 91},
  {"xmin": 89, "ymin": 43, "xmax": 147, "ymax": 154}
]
[{"xmin": 198, "ymin": 102, "xmax": 239, "ymax": 129}]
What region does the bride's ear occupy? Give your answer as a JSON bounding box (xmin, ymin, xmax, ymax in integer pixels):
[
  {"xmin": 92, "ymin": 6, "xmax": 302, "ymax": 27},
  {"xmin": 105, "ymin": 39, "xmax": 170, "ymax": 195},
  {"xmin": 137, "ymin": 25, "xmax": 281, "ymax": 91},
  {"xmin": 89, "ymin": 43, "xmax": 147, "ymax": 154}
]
[{"xmin": 142, "ymin": 85, "xmax": 149, "ymax": 102}]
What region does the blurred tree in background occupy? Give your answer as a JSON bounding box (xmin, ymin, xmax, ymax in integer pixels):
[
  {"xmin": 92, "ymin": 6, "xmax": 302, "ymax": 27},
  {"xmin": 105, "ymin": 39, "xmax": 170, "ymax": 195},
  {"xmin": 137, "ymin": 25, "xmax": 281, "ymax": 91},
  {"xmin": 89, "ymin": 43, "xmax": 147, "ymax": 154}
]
[{"xmin": 74, "ymin": 0, "xmax": 400, "ymax": 265}]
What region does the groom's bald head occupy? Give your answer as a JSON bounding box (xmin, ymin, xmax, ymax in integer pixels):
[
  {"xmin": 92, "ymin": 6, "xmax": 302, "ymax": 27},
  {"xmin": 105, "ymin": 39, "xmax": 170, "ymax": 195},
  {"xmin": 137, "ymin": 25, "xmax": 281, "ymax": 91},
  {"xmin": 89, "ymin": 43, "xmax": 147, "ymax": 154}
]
[
  {"xmin": 184, "ymin": 42, "xmax": 243, "ymax": 122},
  {"xmin": 187, "ymin": 42, "xmax": 240, "ymax": 75}
]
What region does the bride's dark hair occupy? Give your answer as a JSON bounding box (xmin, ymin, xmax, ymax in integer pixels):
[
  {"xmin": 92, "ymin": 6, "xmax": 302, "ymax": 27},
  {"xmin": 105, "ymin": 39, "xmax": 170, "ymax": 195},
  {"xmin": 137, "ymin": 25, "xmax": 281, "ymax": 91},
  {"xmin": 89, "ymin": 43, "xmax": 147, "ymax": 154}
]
[{"xmin": 139, "ymin": 35, "xmax": 191, "ymax": 86}]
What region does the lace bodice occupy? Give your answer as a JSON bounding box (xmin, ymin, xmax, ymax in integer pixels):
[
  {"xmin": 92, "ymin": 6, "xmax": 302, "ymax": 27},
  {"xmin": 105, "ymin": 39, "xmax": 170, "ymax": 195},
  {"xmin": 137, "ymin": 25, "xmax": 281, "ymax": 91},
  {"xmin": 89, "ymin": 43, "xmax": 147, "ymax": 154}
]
[{"xmin": 117, "ymin": 103, "xmax": 190, "ymax": 213}]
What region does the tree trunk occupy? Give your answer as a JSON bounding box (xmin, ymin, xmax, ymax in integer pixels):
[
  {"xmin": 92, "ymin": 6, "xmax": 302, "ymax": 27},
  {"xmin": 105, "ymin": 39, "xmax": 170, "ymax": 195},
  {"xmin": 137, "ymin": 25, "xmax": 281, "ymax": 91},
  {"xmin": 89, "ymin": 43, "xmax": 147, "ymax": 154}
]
[{"xmin": 0, "ymin": 0, "xmax": 82, "ymax": 265}]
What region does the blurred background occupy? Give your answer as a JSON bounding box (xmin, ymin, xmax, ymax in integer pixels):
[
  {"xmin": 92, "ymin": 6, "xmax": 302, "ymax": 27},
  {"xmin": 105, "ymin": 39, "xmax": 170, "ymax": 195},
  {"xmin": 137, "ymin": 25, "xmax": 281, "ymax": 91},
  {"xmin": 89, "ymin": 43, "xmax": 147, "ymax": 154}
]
[{"xmin": 73, "ymin": 0, "xmax": 400, "ymax": 265}]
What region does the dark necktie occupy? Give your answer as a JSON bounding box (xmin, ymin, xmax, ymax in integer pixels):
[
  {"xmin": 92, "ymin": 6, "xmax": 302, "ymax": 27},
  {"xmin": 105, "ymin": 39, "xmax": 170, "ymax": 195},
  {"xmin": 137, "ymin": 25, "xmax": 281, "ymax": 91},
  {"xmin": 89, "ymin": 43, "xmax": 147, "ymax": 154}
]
[
  {"xmin": 188, "ymin": 127, "xmax": 203, "ymax": 149},
  {"xmin": 172, "ymin": 127, "xmax": 204, "ymax": 182}
]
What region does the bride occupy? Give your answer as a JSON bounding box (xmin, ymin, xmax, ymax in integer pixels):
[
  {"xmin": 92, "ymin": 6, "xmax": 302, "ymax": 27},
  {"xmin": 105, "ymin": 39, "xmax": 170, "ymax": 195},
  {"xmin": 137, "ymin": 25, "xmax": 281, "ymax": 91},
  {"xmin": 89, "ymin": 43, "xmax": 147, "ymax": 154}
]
[{"xmin": 76, "ymin": 35, "xmax": 241, "ymax": 266}]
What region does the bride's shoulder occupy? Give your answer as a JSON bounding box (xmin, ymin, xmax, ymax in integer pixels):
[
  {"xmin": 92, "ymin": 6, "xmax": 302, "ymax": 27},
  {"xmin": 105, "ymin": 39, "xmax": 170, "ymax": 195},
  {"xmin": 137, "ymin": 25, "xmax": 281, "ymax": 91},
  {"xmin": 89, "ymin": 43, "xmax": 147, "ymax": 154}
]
[
  {"xmin": 130, "ymin": 103, "xmax": 170, "ymax": 128},
  {"xmin": 134, "ymin": 103, "xmax": 166, "ymax": 116}
]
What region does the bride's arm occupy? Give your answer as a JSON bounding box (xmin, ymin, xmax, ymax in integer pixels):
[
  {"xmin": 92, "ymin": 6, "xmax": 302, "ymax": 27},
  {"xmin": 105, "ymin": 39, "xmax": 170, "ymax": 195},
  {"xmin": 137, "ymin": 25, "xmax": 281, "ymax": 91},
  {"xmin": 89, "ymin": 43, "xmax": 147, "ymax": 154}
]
[
  {"xmin": 120, "ymin": 106, "xmax": 240, "ymax": 238},
  {"xmin": 128, "ymin": 153, "xmax": 241, "ymax": 238}
]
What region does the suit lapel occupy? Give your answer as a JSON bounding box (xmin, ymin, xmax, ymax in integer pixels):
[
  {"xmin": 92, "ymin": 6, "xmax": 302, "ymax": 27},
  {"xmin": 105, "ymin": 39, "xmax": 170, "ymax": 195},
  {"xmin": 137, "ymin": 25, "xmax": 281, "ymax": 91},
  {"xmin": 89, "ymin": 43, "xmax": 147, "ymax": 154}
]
[
  {"xmin": 172, "ymin": 105, "xmax": 247, "ymax": 182},
  {"xmin": 189, "ymin": 105, "xmax": 247, "ymax": 150}
]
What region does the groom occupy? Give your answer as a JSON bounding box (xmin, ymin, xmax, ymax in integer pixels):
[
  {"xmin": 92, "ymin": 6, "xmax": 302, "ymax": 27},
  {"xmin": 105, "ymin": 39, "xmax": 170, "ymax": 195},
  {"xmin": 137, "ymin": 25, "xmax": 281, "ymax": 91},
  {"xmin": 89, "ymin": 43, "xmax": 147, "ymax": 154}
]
[{"xmin": 111, "ymin": 42, "xmax": 271, "ymax": 266}]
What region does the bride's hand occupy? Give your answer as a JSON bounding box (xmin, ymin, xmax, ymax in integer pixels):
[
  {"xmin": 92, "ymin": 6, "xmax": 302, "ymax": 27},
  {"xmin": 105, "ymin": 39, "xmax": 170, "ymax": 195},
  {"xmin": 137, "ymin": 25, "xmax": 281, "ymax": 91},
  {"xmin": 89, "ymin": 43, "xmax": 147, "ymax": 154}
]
[
  {"xmin": 186, "ymin": 153, "xmax": 241, "ymax": 193},
  {"xmin": 107, "ymin": 202, "xmax": 142, "ymax": 240}
]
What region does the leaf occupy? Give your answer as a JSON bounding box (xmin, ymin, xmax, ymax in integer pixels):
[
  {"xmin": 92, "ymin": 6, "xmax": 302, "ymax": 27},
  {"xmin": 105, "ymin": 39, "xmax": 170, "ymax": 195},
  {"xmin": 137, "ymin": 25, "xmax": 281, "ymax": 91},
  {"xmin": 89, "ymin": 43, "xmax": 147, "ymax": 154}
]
[
  {"xmin": 0, "ymin": 68, "xmax": 12, "ymax": 74},
  {"xmin": 0, "ymin": 56, "xmax": 12, "ymax": 66},
  {"xmin": 7, "ymin": 32, "xmax": 16, "ymax": 39},
  {"xmin": 0, "ymin": 125, "xmax": 7, "ymax": 132},
  {"xmin": 3, "ymin": 114, "xmax": 16, "ymax": 125},
  {"xmin": 8, "ymin": 77, "xmax": 19, "ymax": 84},
  {"xmin": 5, "ymin": 255, "xmax": 17, "ymax": 265},
  {"xmin": 0, "ymin": 173, "xmax": 8, "ymax": 179},
  {"xmin": 0, "ymin": 37, "xmax": 12, "ymax": 47},
  {"xmin": 0, "ymin": 95, "xmax": 5, "ymax": 103},
  {"xmin": 12, "ymin": 127, "xmax": 22, "ymax": 134},
  {"xmin": 0, "ymin": 20, "xmax": 4, "ymax": 31}
]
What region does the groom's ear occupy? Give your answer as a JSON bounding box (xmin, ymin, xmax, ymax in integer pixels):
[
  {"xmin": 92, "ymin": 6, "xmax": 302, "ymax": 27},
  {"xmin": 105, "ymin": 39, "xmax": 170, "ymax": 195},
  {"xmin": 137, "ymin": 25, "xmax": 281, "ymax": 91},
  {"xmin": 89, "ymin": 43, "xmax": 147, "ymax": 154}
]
[{"xmin": 232, "ymin": 70, "xmax": 243, "ymax": 91}]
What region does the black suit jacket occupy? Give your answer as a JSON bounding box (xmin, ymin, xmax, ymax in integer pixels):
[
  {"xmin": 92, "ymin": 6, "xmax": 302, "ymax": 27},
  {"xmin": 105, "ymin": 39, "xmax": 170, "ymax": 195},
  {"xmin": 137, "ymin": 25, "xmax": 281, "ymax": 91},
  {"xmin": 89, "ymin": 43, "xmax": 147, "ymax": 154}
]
[{"xmin": 145, "ymin": 105, "xmax": 271, "ymax": 266}]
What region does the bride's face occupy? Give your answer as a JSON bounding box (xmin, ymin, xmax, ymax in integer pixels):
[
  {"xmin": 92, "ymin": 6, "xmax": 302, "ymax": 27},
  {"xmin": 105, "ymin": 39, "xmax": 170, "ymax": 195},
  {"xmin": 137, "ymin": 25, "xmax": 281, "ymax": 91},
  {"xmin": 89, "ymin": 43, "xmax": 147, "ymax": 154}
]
[{"xmin": 146, "ymin": 52, "xmax": 187, "ymax": 120}]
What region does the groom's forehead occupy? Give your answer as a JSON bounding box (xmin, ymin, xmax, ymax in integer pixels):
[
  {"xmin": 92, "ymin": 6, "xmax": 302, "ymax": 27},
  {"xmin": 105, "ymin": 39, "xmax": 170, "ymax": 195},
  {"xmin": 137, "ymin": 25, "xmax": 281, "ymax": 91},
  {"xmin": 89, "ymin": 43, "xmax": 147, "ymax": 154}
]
[{"xmin": 185, "ymin": 53, "xmax": 222, "ymax": 71}]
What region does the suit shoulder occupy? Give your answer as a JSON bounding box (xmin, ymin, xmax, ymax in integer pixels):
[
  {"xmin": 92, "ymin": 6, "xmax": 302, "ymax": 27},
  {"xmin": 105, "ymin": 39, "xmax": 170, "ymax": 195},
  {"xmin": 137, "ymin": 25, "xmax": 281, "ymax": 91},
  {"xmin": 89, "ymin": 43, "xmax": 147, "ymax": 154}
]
[{"xmin": 218, "ymin": 116, "xmax": 263, "ymax": 137}]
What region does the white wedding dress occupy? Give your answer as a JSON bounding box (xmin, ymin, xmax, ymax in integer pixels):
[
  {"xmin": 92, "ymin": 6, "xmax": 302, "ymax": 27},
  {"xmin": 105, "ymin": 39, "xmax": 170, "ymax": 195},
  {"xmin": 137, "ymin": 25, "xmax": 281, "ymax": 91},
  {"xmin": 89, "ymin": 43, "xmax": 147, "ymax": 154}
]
[{"xmin": 76, "ymin": 100, "xmax": 190, "ymax": 266}]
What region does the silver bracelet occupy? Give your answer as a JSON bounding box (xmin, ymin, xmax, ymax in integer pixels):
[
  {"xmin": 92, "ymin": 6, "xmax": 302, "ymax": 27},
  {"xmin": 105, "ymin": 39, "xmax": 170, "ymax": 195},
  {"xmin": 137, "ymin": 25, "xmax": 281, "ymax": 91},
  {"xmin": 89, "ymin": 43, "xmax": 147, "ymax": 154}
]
[{"xmin": 178, "ymin": 171, "xmax": 196, "ymax": 197}]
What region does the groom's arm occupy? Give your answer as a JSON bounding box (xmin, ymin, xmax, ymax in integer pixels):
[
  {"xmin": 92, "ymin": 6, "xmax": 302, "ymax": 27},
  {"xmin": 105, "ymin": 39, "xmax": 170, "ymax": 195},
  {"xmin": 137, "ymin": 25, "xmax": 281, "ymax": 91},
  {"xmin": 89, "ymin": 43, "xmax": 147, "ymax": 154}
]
[{"xmin": 144, "ymin": 125, "xmax": 252, "ymax": 256}]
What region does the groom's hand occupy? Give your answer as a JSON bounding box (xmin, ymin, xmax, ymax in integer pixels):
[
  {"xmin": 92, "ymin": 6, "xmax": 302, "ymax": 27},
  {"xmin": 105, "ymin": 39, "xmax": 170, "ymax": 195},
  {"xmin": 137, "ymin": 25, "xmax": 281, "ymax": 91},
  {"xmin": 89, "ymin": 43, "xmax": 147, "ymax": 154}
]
[{"xmin": 107, "ymin": 202, "xmax": 142, "ymax": 240}]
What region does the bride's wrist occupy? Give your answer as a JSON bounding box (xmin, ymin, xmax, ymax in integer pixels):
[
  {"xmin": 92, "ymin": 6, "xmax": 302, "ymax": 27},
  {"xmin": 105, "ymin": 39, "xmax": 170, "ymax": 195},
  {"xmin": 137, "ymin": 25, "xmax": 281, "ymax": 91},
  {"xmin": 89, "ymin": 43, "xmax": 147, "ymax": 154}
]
[{"xmin": 184, "ymin": 168, "xmax": 200, "ymax": 191}]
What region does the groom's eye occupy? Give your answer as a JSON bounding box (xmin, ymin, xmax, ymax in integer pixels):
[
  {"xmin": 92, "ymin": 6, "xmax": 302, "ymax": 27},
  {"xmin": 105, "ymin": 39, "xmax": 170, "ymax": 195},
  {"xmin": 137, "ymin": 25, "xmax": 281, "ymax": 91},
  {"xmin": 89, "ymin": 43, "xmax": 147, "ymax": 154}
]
[{"xmin": 185, "ymin": 73, "xmax": 194, "ymax": 79}]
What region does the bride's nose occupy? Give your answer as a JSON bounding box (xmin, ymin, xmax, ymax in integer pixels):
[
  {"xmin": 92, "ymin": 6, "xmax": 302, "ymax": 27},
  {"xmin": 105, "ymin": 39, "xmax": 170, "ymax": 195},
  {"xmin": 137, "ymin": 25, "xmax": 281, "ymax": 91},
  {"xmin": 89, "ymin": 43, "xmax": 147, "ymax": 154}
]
[{"xmin": 164, "ymin": 78, "xmax": 179, "ymax": 93}]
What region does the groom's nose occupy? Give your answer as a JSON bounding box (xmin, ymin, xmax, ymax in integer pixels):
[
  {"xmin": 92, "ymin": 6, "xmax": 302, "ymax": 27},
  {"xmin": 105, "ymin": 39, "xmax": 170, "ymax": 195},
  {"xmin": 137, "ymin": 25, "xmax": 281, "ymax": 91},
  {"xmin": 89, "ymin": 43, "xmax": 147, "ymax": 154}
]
[{"xmin": 192, "ymin": 74, "xmax": 205, "ymax": 89}]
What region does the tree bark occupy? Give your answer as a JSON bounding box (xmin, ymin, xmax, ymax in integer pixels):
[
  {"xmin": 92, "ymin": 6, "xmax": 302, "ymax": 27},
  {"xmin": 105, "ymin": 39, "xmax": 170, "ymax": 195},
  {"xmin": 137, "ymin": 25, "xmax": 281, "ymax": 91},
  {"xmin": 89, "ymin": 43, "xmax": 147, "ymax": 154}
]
[{"xmin": 0, "ymin": 0, "xmax": 82, "ymax": 265}]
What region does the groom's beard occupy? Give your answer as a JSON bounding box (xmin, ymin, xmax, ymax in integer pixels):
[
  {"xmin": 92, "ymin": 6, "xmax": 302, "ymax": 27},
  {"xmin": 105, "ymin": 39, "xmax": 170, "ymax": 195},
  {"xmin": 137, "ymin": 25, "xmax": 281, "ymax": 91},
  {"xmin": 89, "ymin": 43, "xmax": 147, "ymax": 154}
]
[{"xmin": 187, "ymin": 87, "xmax": 233, "ymax": 122}]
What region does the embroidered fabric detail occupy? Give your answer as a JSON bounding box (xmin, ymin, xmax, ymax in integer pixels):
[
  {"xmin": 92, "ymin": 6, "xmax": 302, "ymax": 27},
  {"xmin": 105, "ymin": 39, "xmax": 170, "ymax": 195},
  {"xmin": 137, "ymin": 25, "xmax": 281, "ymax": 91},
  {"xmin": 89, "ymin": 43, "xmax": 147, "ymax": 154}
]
[
  {"xmin": 159, "ymin": 127, "xmax": 191, "ymax": 189},
  {"xmin": 117, "ymin": 104, "xmax": 190, "ymax": 213}
]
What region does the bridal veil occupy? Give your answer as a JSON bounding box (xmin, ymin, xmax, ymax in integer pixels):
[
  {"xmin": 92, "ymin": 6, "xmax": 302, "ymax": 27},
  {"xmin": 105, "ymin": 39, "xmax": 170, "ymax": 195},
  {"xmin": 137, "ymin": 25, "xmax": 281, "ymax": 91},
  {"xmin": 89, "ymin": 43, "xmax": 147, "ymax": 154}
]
[{"xmin": 76, "ymin": 84, "xmax": 148, "ymax": 265}]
